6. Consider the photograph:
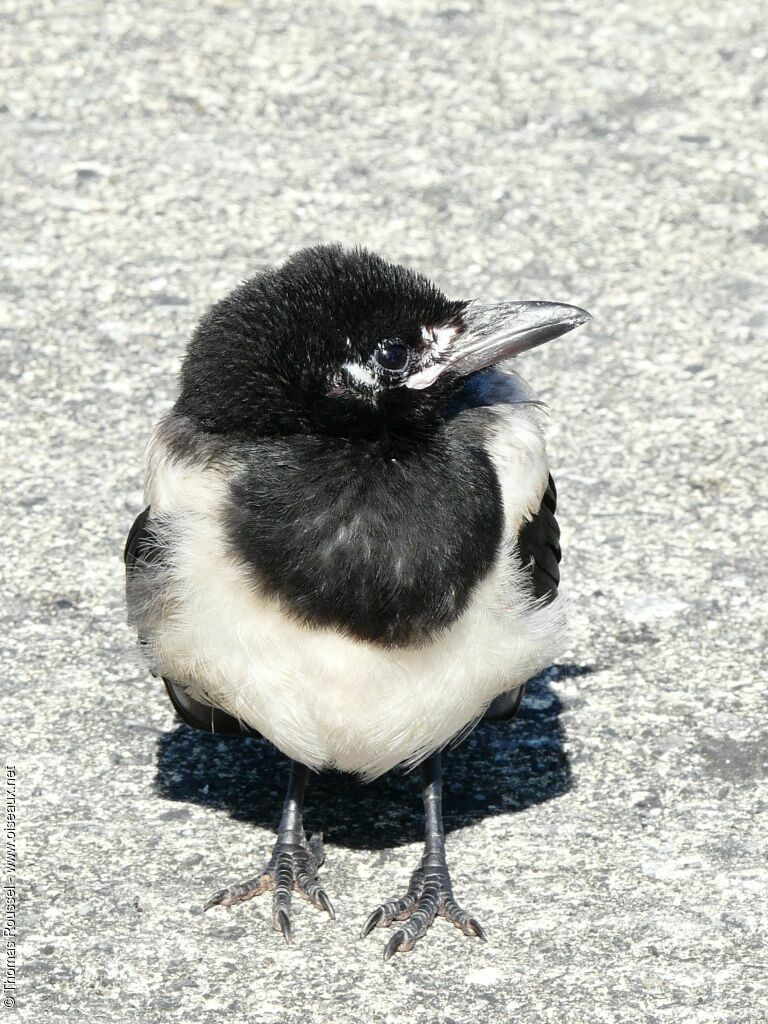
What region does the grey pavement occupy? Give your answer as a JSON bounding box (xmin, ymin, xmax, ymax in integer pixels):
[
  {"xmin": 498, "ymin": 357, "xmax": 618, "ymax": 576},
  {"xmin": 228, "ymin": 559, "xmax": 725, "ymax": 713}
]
[{"xmin": 2, "ymin": 1, "xmax": 767, "ymax": 1022}]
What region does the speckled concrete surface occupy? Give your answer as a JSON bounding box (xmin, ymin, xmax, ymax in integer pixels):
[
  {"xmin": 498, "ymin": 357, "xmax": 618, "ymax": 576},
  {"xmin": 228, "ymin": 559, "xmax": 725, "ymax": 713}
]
[{"xmin": 3, "ymin": 1, "xmax": 767, "ymax": 1021}]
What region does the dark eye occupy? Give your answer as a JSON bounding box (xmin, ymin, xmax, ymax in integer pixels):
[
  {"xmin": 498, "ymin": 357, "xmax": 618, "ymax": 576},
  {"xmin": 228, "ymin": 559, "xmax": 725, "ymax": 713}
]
[{"xmin": 374, "ymin": 341, "xmax": 409, "ymax": 373}]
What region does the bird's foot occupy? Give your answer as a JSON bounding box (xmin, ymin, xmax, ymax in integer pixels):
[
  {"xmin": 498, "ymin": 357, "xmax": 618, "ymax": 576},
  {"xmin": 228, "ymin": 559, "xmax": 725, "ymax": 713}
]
[
  {"xmin": 204, "ymin": 832, "xmax": 334, "ymax": 943},
  {"xmin": 361, "ymin": 859, "xmax": 487, "ymax": 960}
]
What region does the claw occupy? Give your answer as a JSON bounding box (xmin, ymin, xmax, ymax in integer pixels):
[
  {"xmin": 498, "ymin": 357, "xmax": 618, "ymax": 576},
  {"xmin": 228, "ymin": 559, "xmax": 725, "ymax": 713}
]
[
  {"xmin": 383, "ymin": 929, "xmax": 407, "ymax": 962},
  {"xmin": 317, "ymin": 889, "xmax": 336, "ymax": 920},
  {"xmin": 275, "ymin": 907, "xmax": 293, "ymax": 944},
  {"xmin": 361, "ymin": 907, "xmax": 384, "ymax": 938},
  {"xmin": 203, "ymin": 889, "xmax": 228, "ymax": 911},
  {"xmin": 468, "ymin": 917, "xmax": 487, "ymax": 942}
]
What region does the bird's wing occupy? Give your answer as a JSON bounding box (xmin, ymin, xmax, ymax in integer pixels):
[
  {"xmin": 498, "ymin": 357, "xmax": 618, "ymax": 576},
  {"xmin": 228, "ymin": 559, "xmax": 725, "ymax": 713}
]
[
  {"xmin": 161, "ymin": 673, "xmax": 260, "ymax": 737},
  {"xmin": 123, "ymin": 505, "xmax": 155, "ymax": 568},
  {"xmin": 483, "ymin": 474, "xmax": 560, "ymax": 722},
  {"xmin": 124, "ymin": 507, "xmax": 259, "ymax": 736},
  {"xmin": 518, "ymin": 473, "xmax": 560, "ymax": 604},
  {"xmin": 446, "ymin": 373, "xmax": 561, "ymax": 723}
]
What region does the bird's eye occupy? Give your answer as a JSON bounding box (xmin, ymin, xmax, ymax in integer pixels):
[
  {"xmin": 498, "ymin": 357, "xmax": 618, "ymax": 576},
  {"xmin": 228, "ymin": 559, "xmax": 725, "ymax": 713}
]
[{"xmin": 374, "ymin": 341, "xmax": 409, "ymax": 373}]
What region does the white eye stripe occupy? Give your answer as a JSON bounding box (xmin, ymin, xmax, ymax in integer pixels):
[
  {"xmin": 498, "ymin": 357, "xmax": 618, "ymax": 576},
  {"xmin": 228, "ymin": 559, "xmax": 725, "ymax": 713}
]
[
  {"xmin": 421, "ymin": 324, "xmax": 456, "ymax": 357},
  {"xmin": 434, "ymin": 326, "xmax": 455, "ymax": 355},
  {"xmin": 402, "ymin": 325, "xmax": 458, "ymax": 389},
  {"xmin": 341, "ymin": 360, "xmax": 376, "ymax": 387}
]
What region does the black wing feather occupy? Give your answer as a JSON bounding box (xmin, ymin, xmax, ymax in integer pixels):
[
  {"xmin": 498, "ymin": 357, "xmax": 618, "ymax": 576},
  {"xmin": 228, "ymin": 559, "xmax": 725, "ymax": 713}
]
[
  {"xmin": 124, "ymin": 506, "xmax": 156, "ymax": 568},
  {"xmin": 518, "ymin": 474, "xmax": 561, "ymax": 604}
]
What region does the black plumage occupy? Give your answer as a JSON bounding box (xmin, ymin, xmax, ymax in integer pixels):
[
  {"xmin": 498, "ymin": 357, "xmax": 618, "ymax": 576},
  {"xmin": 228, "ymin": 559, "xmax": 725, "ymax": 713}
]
[{"xmin": 519, "ymin": 474, "xmax": 561, "ymax": 603}]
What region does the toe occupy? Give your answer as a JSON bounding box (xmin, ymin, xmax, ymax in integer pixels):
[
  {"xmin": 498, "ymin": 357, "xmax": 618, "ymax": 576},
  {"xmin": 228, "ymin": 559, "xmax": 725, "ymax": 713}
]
[
  {"xmin": 361, "ymin": 892, "xmax": 419, "ymax": 936},
  {"xmin": 297, "ymin": 873, "xmax": 336, "ymax": 920},
  {"xmin": 380, "ymin": 892, "xmax": 438, "ymax": 960},
  {"xmin": 203, "ymin": 876, "xmax": 266, "ymax": 910},
  {"xmin": 204, "ymin": 887, "xmax": 232, "ymax": 911},
  {"xmin": 441, "ymin": 896, "xmax": 487, "ymax": 941},
  {"xmin": 360, "ymin": 868, "xmax": 425, "ymax": 939},
  {"xmin": 204, "ymin": 890, "xmax": 228, "ymax": 911}
]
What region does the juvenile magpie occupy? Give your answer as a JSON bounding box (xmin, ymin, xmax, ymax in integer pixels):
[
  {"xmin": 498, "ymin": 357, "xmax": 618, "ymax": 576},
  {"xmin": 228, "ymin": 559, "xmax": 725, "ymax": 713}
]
[{"xmin": 124, "ymin": 244, "xmax": 590, "ymax": 959}]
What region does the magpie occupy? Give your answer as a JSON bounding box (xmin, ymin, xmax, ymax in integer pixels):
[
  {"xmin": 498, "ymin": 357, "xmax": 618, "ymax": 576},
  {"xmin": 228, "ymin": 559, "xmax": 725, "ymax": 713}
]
[{"xmin": 124, "ymin": 244, "xmax": 590, "ymax": 960}]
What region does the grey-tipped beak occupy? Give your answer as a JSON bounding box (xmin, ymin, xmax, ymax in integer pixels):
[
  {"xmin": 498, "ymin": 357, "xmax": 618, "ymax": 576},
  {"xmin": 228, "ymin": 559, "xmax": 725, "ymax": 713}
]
[{"xmin": 448, "ymin": 300, "xmax": 592, "ymax": 378}]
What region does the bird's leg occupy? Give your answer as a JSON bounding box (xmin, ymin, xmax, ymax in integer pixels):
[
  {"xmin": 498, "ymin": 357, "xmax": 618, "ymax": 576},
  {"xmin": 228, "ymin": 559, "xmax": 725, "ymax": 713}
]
[
  {"xmin": 204, "ymin": 760, "xmax": 334, "ymax": 942},
  {"xmin": 361, "ymin": 752, "xmax": 487, "ymax": 960}
]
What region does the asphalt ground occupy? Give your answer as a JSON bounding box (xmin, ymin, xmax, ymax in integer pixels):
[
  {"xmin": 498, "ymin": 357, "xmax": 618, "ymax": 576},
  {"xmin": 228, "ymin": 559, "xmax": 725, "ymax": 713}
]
[{"xmin": 2, "ymin": 1, "xmax": 767, "ymax": 1021}]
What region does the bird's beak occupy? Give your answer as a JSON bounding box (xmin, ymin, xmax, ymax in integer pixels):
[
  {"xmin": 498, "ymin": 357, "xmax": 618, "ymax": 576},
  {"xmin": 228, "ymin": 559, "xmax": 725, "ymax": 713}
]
[{"xmin": 405, "ymin": 300, "xmax": 592, "ymax": 390}]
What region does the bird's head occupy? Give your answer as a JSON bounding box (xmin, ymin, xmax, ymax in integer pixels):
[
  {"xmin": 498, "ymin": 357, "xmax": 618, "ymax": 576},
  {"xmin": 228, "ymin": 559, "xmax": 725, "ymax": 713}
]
[{"xmin": 176, "ymin": 244, "xmax": 590, "ymax": 438}]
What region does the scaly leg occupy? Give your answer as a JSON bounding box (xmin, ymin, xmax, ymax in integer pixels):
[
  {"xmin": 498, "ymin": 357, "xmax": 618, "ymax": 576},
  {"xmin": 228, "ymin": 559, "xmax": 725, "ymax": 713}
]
[
  {"xmin": 204, "ymin": 760, "xmax": 334, "ymax": 942},
  {"xmin": 361, "ymin": 752, "xmax": 486, "ymax": 960}
]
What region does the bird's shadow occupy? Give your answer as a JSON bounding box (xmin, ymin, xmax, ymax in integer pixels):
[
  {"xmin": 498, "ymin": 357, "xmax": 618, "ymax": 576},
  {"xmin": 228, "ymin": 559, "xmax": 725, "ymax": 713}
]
[{"xmin": 152, "ymin": 664, "xmax": 590, "ymax": 850}]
